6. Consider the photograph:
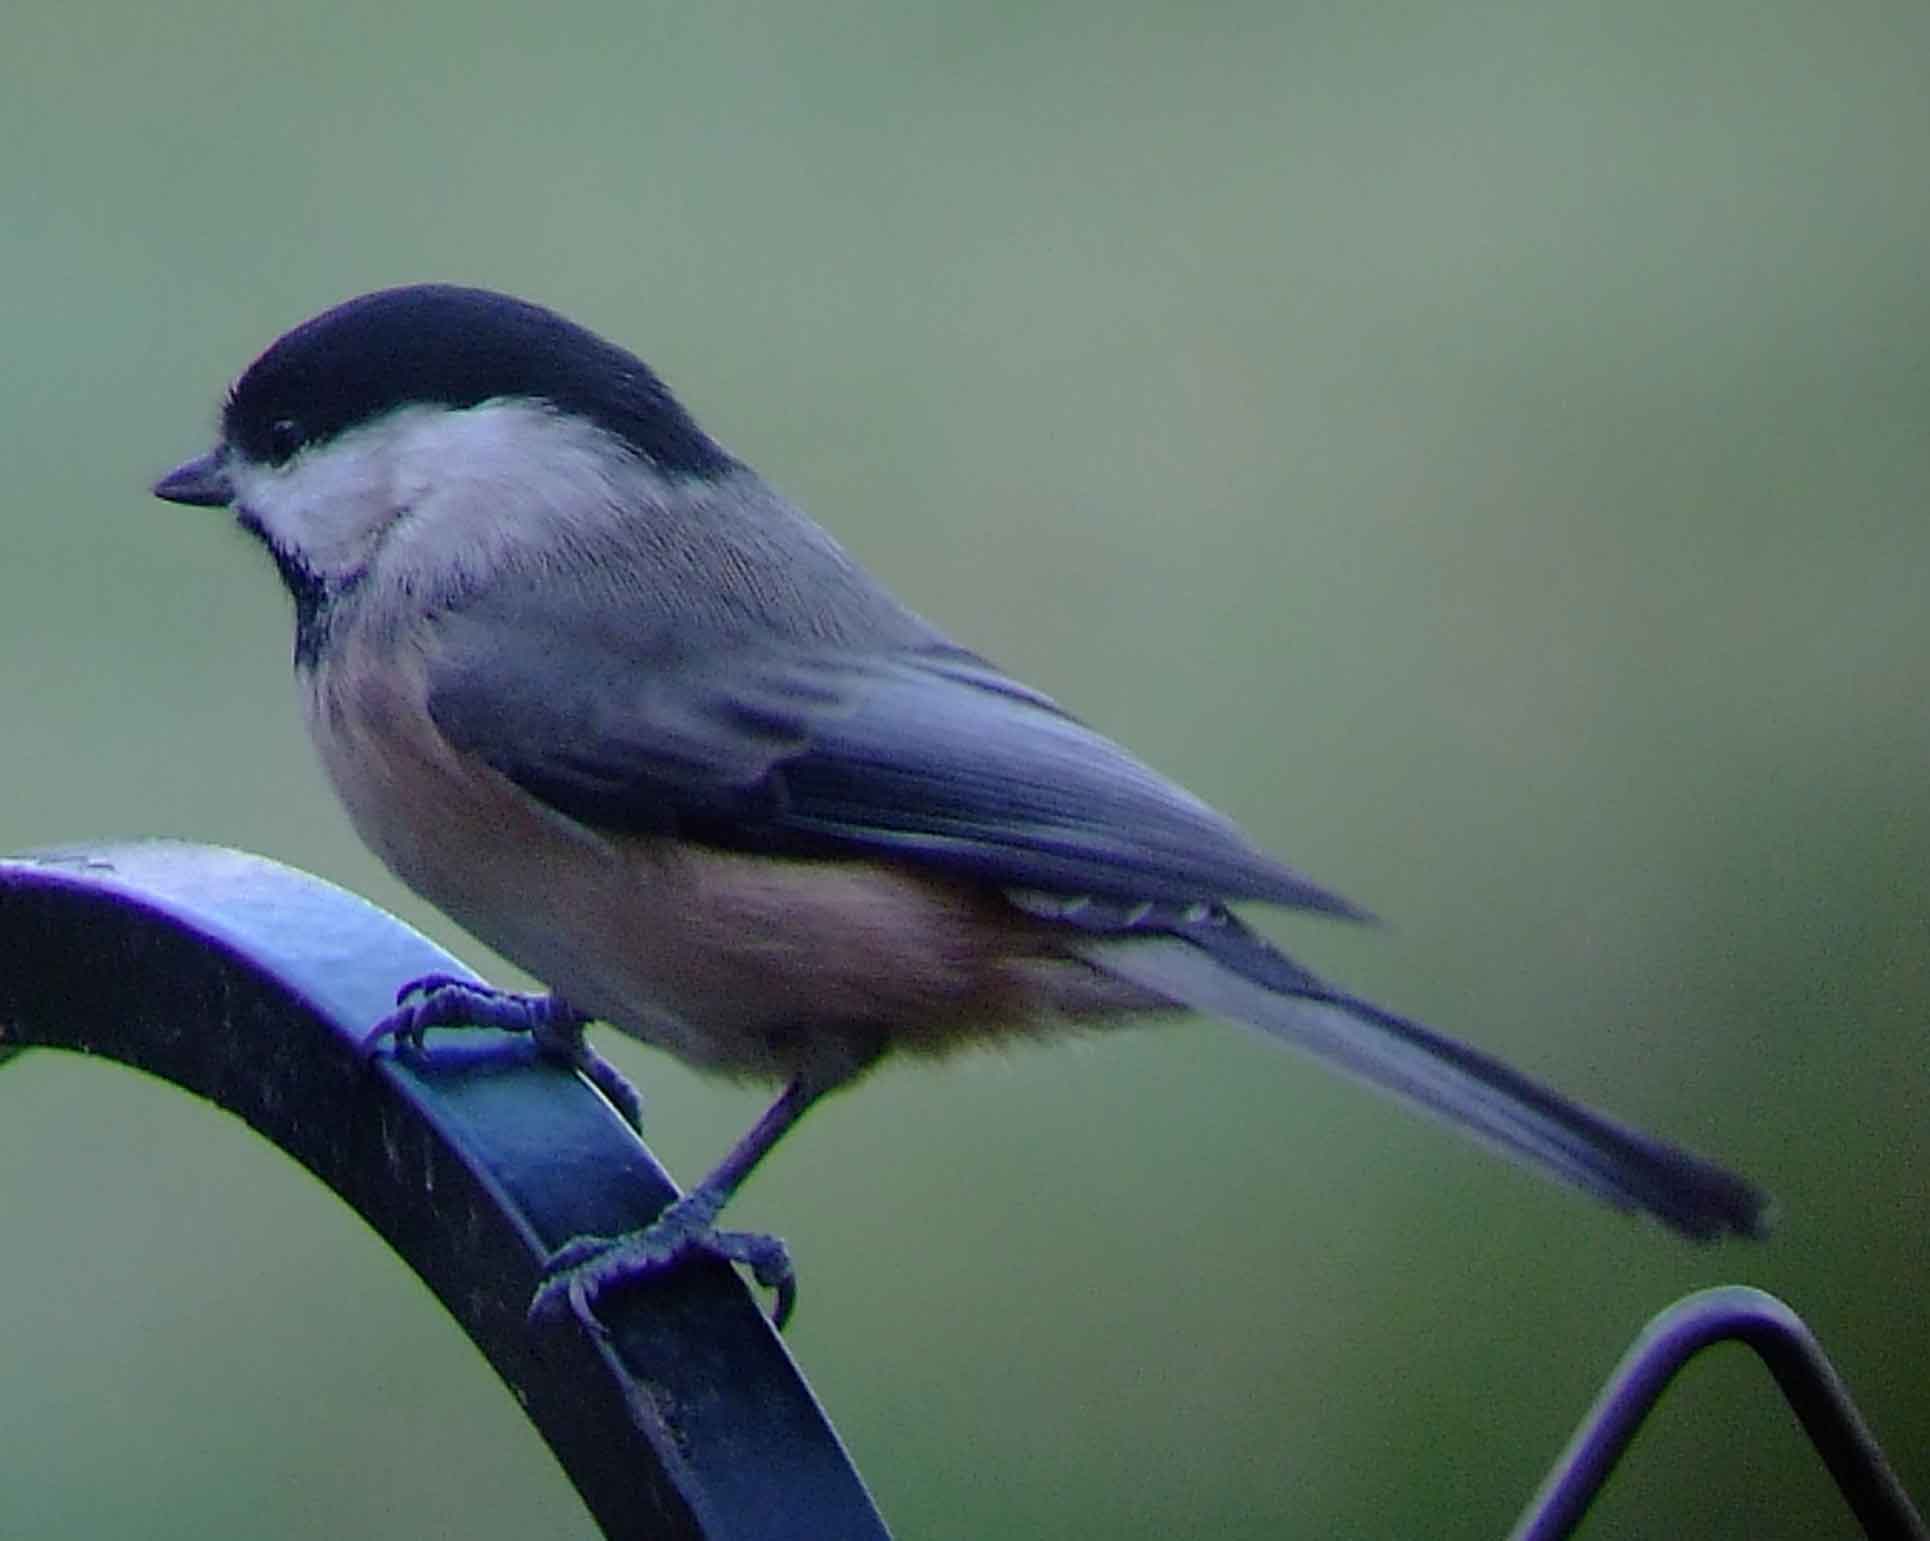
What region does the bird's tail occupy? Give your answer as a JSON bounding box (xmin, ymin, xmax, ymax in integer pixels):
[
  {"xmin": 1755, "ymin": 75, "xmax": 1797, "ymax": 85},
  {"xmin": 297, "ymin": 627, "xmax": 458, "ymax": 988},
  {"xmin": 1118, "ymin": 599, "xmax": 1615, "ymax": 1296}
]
[{"xmin": 1076, "ymin": 921, "xmax": 1771, "ymax": 1241}]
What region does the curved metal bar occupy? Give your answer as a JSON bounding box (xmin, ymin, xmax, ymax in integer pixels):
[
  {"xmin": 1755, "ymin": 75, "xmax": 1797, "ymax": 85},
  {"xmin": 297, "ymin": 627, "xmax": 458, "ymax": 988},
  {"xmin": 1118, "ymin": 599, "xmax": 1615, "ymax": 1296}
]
[
  {"xmin": 0, "ymin": 841, "xmax": 890, "ymax": 1541},
  {"xmin": 1511, "ymin": 1285, "xmax": 1925, "ymax": 1541}
]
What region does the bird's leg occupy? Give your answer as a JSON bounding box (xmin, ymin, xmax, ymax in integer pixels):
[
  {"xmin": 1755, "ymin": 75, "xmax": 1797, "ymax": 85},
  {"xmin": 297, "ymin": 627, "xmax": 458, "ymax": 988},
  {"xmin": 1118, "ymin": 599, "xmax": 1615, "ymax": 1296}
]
[
  {"xmin": 531, "ymin": 1053, "xmax": 869, "ymax": 1333},
  {"xmin": 362, "ymin": 974, "xmax": 644, "ymax": 1134}
]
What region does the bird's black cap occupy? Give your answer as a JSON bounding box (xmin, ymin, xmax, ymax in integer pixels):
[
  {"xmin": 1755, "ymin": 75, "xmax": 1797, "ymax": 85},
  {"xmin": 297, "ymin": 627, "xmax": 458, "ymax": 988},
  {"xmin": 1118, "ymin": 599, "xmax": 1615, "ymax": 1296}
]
[{"xmin": 219, "ymin": 284, "xmax": 737, "ymax": 478}]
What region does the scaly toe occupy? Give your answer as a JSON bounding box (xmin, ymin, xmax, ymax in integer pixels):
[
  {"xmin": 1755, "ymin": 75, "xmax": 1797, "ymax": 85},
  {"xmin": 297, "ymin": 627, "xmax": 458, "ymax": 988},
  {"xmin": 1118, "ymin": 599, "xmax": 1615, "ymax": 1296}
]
[
  {"xmin": 526, "ymin": 1013, "xmax": 646, "ymax": 1134},
  {"xmin": 528, "ymin": 1208, "xmax": 796, "ymax": 1331},
  {"xmin": 363, "ymin": 979, "xmax": 551, "ymax": 1060},
  {"xmin": 575, "ymin": 1049, "xmax": 646, "ymax": 1134},
  {"xmin": 360, "ymin": 1002, "xmax": 427, "ymax": 1059},
  {"xmin": 527, "ymin": 1232, "xmax": 678, "ymax": 1333},
  {"xmin": 707, "ymin": 1230, "xmax": 797, "ymax": 1327},
  {"xmin": 394, "ymin": 972, "xmax": 471, "ymax": 1007}
]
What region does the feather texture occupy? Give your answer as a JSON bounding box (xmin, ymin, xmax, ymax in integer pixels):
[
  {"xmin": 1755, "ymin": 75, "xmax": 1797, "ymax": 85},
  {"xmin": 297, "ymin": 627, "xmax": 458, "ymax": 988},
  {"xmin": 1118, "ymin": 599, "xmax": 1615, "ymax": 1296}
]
[{"xmin": 427, "ymin": 603, "xmax": 1366, "ymax": 915}]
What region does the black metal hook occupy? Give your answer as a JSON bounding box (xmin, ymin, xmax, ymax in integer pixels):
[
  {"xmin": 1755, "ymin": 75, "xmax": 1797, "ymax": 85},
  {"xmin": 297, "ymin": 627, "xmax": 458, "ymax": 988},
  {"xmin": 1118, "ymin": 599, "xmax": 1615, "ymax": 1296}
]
[{"xmin": 1512, "ymin": 1285, "xmax": 1924, "ymax": 1540}]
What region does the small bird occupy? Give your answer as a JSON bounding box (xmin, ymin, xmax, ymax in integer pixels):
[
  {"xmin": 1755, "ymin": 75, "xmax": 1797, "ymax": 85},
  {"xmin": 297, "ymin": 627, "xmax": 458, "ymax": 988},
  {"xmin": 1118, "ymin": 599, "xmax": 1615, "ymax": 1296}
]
[{"xmin": 152, "ymin": 285, "xmax": 1769, "ymax": 1328}]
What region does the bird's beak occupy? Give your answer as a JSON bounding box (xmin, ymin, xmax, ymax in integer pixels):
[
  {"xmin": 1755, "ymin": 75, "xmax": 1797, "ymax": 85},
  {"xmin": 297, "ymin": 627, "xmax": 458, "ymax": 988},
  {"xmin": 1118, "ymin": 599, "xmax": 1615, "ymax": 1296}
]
[{"xmin": 152, "ymin": 447, "xmax": 235, "ymax": 508}]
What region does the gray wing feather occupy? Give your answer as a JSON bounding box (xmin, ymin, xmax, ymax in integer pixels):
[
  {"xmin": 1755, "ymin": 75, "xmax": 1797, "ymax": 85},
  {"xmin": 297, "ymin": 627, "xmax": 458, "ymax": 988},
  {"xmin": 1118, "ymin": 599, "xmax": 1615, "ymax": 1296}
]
[{"xmin": 425, "ymin": 606, "xmax": 1363, "ymax": 913}]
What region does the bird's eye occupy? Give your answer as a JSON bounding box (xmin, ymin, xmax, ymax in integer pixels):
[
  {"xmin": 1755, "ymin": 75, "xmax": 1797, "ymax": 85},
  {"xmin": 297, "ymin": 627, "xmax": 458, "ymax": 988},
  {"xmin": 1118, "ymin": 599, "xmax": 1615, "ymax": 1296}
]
[{"xmin": 267, "ymin": 418, "xmax": 304, "ymax": 463}]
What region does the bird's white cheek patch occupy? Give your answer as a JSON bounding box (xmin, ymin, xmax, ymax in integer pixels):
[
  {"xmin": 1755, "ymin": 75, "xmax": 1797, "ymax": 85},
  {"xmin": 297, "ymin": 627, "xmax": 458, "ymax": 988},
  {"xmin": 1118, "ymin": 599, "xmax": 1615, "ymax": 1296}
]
[{"xmin": 228, "ymin": 444, "xmax": 410, "ymax": 581}]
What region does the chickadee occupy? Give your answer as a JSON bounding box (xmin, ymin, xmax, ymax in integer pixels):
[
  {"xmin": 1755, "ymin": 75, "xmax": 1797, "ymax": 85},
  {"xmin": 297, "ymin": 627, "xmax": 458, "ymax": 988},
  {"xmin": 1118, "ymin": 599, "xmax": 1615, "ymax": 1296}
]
[{"xmin": 153, "ymin": 285, "xmax": 1768, "ymax": 1328}]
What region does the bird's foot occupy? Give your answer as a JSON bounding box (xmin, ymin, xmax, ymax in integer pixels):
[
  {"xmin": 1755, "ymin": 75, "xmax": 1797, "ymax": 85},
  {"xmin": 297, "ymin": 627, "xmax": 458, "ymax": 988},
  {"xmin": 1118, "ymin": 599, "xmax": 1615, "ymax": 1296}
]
[
  {"xmin": 530, "ymin": 1194, "xmax": 797, "ymax": 1334},
  {"xmin": 363, "ymin": 975, "xmax": 644, "ymax": 1133}
]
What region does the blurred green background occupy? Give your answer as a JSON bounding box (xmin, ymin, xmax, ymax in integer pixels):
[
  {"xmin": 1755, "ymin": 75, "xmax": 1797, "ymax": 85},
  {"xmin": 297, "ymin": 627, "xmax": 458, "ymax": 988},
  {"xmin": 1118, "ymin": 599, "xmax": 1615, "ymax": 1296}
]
[{"xmin": 2, "ymin": 1, "xmax": 1925, "ymax": 1536}]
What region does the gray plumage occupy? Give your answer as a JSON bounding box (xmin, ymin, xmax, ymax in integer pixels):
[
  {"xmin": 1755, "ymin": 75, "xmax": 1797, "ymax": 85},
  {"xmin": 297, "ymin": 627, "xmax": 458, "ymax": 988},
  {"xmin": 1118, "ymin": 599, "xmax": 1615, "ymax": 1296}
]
[{"xmin": 153, "ymin": 286, "xmax": 1770, "ymax": 1311}]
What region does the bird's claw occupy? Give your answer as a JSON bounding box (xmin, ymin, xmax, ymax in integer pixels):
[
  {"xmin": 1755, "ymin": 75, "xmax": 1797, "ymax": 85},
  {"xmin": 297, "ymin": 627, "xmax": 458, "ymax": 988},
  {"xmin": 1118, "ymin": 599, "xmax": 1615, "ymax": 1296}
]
[
  {"xmin": 530, "ymin": 1201, "xmax": 797, "ymax": 1334},
  {"xmin": 361, "ymin": 975, "xmax": 517, "ymax": 1059},
  {"xmin": 395, "ymin": 972, "xmax": 473, "ymax": 1006},
  {"xmin": 359, "ymin": 977, "xmax": 645, "ymax": 1133},
  {"xmin": 545, "ymin": 1030, "xmax": 646, "ymax": 1133}
]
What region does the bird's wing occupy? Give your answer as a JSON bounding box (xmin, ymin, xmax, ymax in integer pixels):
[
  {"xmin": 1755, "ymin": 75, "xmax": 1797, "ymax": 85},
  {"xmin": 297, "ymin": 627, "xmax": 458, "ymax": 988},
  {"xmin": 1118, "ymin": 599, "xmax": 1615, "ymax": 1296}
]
[{"xmin": 424, "ymin": 601, "xmax": 1363, "ymax": 915}]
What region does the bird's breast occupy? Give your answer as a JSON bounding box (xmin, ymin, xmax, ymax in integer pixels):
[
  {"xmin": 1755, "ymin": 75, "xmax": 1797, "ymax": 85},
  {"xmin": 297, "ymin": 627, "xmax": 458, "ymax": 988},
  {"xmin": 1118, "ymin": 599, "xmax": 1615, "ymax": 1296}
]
[{"xmin": 297, "ymin": 634, "xmax": 1129, "ymax": 1082}]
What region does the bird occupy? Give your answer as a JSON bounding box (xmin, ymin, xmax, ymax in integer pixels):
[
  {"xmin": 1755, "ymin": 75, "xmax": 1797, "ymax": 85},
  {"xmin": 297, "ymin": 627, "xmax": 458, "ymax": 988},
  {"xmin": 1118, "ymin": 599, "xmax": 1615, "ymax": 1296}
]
[{"xmin": 151, "ymin": 284, "xmax": 1770, "ymax": 1329}]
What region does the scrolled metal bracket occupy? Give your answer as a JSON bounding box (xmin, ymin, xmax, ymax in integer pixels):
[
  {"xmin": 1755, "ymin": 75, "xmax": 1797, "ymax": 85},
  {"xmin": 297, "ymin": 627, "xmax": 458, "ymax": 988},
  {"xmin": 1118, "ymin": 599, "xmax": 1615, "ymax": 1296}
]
[{"xmin": 0, "ymin": 840, "xmax": 890, "ymax": 1541}]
